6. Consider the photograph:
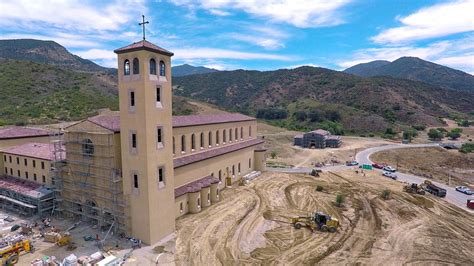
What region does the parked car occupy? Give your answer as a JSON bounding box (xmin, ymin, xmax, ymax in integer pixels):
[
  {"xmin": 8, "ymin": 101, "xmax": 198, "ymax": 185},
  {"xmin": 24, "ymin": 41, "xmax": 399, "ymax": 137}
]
[
  {"xmin": 455, "ymin": 186, "xmax": 473, "ymax": 195},
  {"xmin": 382, "ymin": 171, "xmax": 397, "ymax": 179},
  {"xmin": 383, "ymin": 166, "xmax": 397, "ymax": 172},
  {"xmin": 346, "ymin": 161, "xmax": 358, "ymax": 166},
  {"xmin": 372, "ymin": 163, "xmax": 385, "ymax": 169},
  {"xmin": 467, "ymin": 199, "xmax": 474, "ymax": 210}
]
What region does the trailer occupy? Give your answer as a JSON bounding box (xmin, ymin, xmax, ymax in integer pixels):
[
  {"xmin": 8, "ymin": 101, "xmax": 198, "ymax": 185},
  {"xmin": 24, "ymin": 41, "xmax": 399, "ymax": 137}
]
[{"xmin": 423, "ymin": 181, "xmax": 446, "ymax": 197}]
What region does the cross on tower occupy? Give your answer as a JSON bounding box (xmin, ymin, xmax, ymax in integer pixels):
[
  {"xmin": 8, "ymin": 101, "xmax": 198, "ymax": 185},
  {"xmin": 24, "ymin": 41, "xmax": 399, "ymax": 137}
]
[{"xmin": 139, "ymin": 15, "xmax": 149, "ymax": 41}]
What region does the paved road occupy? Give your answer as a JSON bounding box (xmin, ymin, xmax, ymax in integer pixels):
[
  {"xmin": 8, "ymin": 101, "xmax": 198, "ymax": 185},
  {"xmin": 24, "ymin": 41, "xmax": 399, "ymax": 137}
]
[
  {"xmin": 356, "ymin": 143, "xmax": 473, "ymax": 213},
  {"xmin": 268, "ymin": 143, "xmax": 473, "ymax": 213}
]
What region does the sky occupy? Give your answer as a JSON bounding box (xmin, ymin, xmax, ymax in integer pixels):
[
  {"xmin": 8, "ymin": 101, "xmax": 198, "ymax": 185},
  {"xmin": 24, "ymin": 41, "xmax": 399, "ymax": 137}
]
[{"xmin": 0, "ymin": 0, "xmax": 473, "ymax": 74}]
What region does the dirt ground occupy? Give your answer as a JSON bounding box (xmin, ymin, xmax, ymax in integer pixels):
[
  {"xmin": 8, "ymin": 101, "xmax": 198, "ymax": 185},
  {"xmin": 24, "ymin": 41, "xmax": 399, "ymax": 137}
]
[
  {"xmin": 258, "ymin": 122, "xmax": 391, "ymax": 168},
  {"xmin": 159, "ymin": 170, "xmax": 473, "ymax": 265},
  {"xmin": 371, "ymin": 147, "xmax": 474, "ymax": 188}
]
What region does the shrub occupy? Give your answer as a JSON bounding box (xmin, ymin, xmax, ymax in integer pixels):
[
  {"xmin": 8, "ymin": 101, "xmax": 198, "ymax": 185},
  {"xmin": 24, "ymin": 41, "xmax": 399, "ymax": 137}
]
[
  {"xmin": 381, "ymin": 189, "xmax": 391, "ymax": 200},
  {"xmin": 459, "ymin": 143, "xmax": 474, "ymax": 153},
  {"xmin": 293, "ymin": 110, "xmax": 307, "ymax": 121},
  {"xmin": 316, "ymin": 185, "xmax": 324, "ymax": 192},
  {"xmin": 270, "ymin": 151, "xmax": 277, "ymax": 159},
  {"xmin": 428, "ymin": 129, "xmax": 444, "ymax": 140},
  {"xmin": 335, "ymin": 194, "xmax": 345, "ymax": 207},
  {"xmin": 412, "ymin": 125, "xmax": 426, "ymax": 131}
]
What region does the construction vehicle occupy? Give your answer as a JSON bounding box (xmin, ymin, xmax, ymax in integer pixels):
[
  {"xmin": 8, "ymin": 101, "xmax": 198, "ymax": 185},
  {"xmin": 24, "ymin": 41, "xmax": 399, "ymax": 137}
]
[
  {"xmin": 0, "ymin": 239, "xmax": 34, "ymax": 265},
  {"xmin": 403, "ymin": 183, "xmax": 425, "ymax": 195},
  {"xmin": 56, "ymin": 233, "xmax": 71, "ymax": 247},
  {"xmin": 422, "ymin": 180, "xmax": 446, "ymax": 197},
  {"xmin": 291, "ymin": 212, "xmax": 339, "ymax": 233}
]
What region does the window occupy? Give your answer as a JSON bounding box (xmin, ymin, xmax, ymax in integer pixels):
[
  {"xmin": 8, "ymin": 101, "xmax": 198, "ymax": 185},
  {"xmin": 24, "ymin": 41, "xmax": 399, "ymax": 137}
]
[
  {"xmin": 24, "ymin": 158, "xmax": 27, "ymax": 166},
  {"xmin": 241, "ymin": 127, "xmax": 244, "ymax": 140},
  {"xmin": 17, "ymin": 170, "xmax": 20, "ymax": 177},
  {"xmin": 130, "ymin": 91, "xmax": 135, "ymax": 107},
  {"xmin": 33, "ymin": 160, "xmax": 36, "ymax": 168},
  {"xmin": 25, "ymin": 172, "xmax": 29, "ymax": 179},
  {"xmin": 197, "ymin": 198, "xmax": 201, "ymax": 207},
  {"xmin": 238, "ymin": 163, "xmax": 241, "ymax": 173},
  {"xmin": 208, "ymin": 132, "xmax": 212, "ymax": 147},
  {"xmin": 82, "ymin": 139, "xmax": 94, "ymax": 157},
  {"xmin": 133, "ymin": 174, "xmax": 139, "ymax": 188},
  {"xmin": 235, "ymin": 128, "xmax": 238, "ymax": 141},
  {"xmin": 149, "ymin": 58, "xmax": 157, "ymax": 75},
  {"xmin": 191, "ymin": 134, "xmax": 196, "ymax": 151},
  {"xmin": 156, "ymin": 87, "xmax": 161, "ymax": 103},
  {"xmin": 249, "ymin": 126, "xmax": 252, "ymax": 137},
  {"xmin": 218, "ymin": 170, "xmax": 222, "ymax": 182},
  {"xmin": 160, "ymin": 61, "xmax": 166, "ymax": 76},
  {"xmin": 131, "ymin": 133, "xmax": 137, "ymax": 149},
  {"xmin": 230, "ymin": 129, "xmax": 233, "ymax": 142},
  {"xmin": 173, "ymin": 137, "xmax": 176, "ymax": 154},
  {"xmin": 200, "ymin": 132, "xmax": 204, "ymax": 149},
  {"xmin": 41, "ymin": 162, "xmax": 45, "ymax": 170},
  {"xmin": 4, "ymin": 167, "xmax": 6, "ymax": 174},
  {"xmin": 249, "ymin": 158, "xmax": 252, "ymax": 168},
  {"xmin": 3, "ymin": 155, "xmax": 5, "ymax": 162},
  {"xmin": 42, "ymin": 175, "xmax": 46, "ymax": 183},
  {"xmin": 157, "ymin": 127, "xmax": 163, "ymax": 147},
  {"xmin": 9, "ymin": 156, "xmax": 11, "ymax": 163},
  {"xmin": 207, "ymin": 193, "xmax": 210, "ymax": 202},
  {"xmin": 180, "ymin": 202, "xmax": 183, "ymax": 212},
  {"xmin": 216, "ymin": 130, "xmax": 220, "ymax": 145},
  {"xmin": 132, "ymin": 58, "xmax": 139, "ymax": 74},
  {"xmin": 34, "ymin": 174, "xmax": 37, "ymax": 181},
  {"xmin": 217, "ymin": 189, "xmax": 219, "ymax": 196},
  {"xmin": 158, "ymin": 167, "xmax": 165, "ymax": 188},
  {"xmin": 181, "ymin": 135, "xmax": 186, "ymax": 153},
  {"xmin": 232, "ymin": 165, "xmax": 235, "ymax": 175},
  {"xmin": 124, "ymin": 59, "xmax": 130, "ymax": 75},
  {"xmin": 16, "ymin": 157, "xmax": 19, "ymax": 165},
  {"xmin": 223, "ymin": 129, "xmax": 227, "ymax": 143},
  {"xmin": 9, "ymin": 168, "xmax": 12, "ymax": 175}
]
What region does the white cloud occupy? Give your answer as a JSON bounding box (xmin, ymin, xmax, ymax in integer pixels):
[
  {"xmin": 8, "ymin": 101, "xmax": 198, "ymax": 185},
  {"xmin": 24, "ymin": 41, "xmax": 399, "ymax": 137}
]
[
  {"xmin": 229, "ymin": 33, "xmax": 285, "ymax": 50},
  {"xmin": 338, "ymin": 36, "xmax": 474, "ymax": 74},
  {"xmin": 173, "ymin": 47, "xmax": 296, "ymax": 61},
  {"xmin": 372, "ymin": 0, "xmax": 474, "ymax": 44},
  {"xmin": 168, "ymin": 0, "xmax": 352, "ymax": 28},
  {"xmin": 209, "ymin": 9, "xmax": 231, "ymax": 16}
]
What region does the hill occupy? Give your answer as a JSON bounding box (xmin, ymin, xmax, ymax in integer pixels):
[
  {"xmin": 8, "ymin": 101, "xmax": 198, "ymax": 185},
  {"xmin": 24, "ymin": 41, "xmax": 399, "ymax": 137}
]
[
  {"xmin": 174, "ymin": 66, "xmax": 474, "ymax": 134},
  {"xmin": 344, "ymin": 57, "xmax": 474, "ymax": 92},
  {"xmin": 0, "ymin": 39, "xmax": 114, "ymax": 73},
  {"xmin": 172, "ymin": 64, "xmax": 219, "ymax": 77}
]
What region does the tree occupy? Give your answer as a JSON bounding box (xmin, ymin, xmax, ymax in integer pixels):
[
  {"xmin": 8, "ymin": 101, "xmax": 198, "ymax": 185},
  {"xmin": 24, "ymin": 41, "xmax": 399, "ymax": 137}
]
[
  {"xmin": 293, "ymin": 111, "xmax": 307, "ymax": 121},
  {"xmin": 458, "ymin": 120, "xmax": 469, "ymax": 127},
  {"xmin": 403, "ymin": 128, "xmax": 418, "ymax": 141},
  {"xmin": 447, "ymin": 128, "xmax": 462, "ymax": 140},
  {"xmin": 308, "ymin": 110, "xmax": 323, "ymax": 122},
  {"xmin": 428, "ymin": 129, "xmax": 443, "ymax": 140}
]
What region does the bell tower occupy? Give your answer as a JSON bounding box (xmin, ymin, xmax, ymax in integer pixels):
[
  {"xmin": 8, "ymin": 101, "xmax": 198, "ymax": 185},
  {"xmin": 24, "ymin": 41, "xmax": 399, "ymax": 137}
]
[{"xmin": 114, "ymin": 37, "xmax": 175, "ymax": 244}]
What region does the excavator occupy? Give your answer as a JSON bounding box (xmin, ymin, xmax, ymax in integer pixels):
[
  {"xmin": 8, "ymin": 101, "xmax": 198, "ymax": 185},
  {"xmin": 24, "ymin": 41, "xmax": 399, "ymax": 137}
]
[
  {"xmin": 0, "ymin": 239, "xmax": 34, "ymax": 265},
  {"xmin": 403, "ymin": 183, "xmax": 425, "ymax": 195},
  {"xmin": 291, "ymin": 212, "xmax": 339, "ymax": 233}
]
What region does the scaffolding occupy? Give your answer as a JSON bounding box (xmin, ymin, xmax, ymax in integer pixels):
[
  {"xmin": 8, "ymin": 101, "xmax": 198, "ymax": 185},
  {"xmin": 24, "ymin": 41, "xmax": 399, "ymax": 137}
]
[{"xmin": 58, "ymin": 130, "xmax": 130, "ymax": 234}]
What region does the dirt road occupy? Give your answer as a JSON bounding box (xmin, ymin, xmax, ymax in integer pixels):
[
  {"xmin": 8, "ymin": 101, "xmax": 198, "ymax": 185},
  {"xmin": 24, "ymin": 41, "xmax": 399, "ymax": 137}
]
[{"xmin": 169, "ymin": 171, "xmax": 474, "ymax": 265}]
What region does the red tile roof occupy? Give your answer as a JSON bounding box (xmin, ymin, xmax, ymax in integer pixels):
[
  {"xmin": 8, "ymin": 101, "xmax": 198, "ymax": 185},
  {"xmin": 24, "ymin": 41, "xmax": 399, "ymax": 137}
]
[
  {"xmin": 175, "ymin": 175, "xmax": 219, "ymax": 198},
  {"xmin": 81, "ymin": 113, "xmax": 256, "ymax": 133},
  {"xmin": 114, "ymin": 40, "xmax": 174, "ymax": 56},
  {"xmin": 0, "ymin": 176, "xmax": 53, "ymax": 199},
  {"xmin": 309, "ymin": 129, "xmax": 330, "ymax": 136},
  {"xmin": 0, "ymin": 127, "xmax": 50, "ymax": 140},
  {"xmin": 174, "ymin": 138, "xmax": 264, "ymax": 168},
  {"xmin": 0, "ymin": 142, "xmax": 64, "ymax": 161}
]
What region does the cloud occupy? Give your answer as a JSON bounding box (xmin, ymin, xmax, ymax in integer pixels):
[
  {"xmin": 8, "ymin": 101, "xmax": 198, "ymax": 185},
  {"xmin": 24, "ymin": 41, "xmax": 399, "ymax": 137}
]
[
  {"xmin": 173, "ymin": 47, "xmax": 296, "ymax": 61},
  {"xmin": 209, "ymin": 9, "xmax": 231, "ymax": 16},
  {"xmin": 338, "ymin": 36, "xmax": 474, "ymax": 74},
  {"xmin": 229, "ymin": 33, "xmax": 285, "ymax": 50},
  {"xmin": 168, "ymin": 0, "xmax": 352, "ymax": 28},
  {"xmin": 372, "ymin": 0, "xmax": 474, "ymax": 44}
]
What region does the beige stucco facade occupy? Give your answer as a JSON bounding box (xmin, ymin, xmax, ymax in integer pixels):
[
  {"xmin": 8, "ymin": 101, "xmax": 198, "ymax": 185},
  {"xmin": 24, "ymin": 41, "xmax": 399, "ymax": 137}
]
[{"xmin": 1, "ymin": 153, "xmax": 52, "ymax": 185}]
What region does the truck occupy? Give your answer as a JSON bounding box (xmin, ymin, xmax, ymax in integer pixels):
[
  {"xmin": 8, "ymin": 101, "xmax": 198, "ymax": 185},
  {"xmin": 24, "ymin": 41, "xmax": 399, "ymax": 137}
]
[
  {"xmin": 423, "ymin": 181, "xmax": 446, "ymax": 197},
  {"xmin": 0, "ymin": 239, "xmax": 34, "ymax": 265}
]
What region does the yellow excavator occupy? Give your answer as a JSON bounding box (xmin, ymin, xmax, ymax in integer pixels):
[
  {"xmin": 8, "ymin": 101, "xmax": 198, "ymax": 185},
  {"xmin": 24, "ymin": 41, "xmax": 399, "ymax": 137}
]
[
  {"xmin": 0, "ymin": 239, "xmax": 34, "ymax": 265},
  {"xmin": 291, "ymin": 212, "xmax": 339, "ymax": 233}
]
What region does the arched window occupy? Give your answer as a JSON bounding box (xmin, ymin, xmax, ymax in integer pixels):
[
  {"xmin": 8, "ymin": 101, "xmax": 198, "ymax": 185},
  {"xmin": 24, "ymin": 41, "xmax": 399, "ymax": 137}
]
[
  {"xmin": 160, "ymin": 60, "xmax": 166, "ymax": 76},
  {"xmin": 200, "ymin": 132, "xmax": 204, "ymax": 148},
  {"xmin": 82, "ymin": 139, "xmax": 94, "ymax": 157},
  {"xmin": 181, "ymin": 135, "xmax": 186, "ymax": 152},
  {"xmin": 216, "ymin": 130, "xmax": 220, "ymax": 145},
  {"xmin": 132, "ymin": 58, "xmax": 139, "ymax": 74},
  {"xmin": 232, "ymin": 165, "xmax": 235, "ymax": 175},
  {"xmin": 149, "ymin": 58, "xmax": 157, "ymax": 75},
  {"xmin": 191, "ymin": 134, "xmax": 196, "ymax": 150},
  {"xmin": 208, "ymin": 131, "xmax": 212, "ymax": 146},
  {"xmin": 124, "ymin": 60, "xmax": 130, "ymax": 75},
  {"xmin": 249, "ymin": 158, "xmax": 252, "ymax": 168},
  {"xmin": 223, "ymin": 129, "xmax": 227, "ymax": 143},
  {"xmin": 238, "ymin": 163, "xmax": 241, "ymax": 173},
  {"xmin": 229, "ymin": 129, "xmax": 233, "ymax": 142},
  {"xmin": 218, "ymin": 170, "xmax": 222, "ymax": 181},
  {"xmin": 235, "ymin": 128, "xmax": 238, "ymax": 140}
]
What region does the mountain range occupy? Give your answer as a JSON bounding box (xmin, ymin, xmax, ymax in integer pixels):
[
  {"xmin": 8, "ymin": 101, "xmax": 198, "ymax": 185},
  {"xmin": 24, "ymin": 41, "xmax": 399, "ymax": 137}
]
[
  {"xmin": 1, "ymin": 38, "xmax": 473, "ymax": 134},
  {"xmin": 344, "ymin": 57, "xmax": 474, "ymax": 92}
]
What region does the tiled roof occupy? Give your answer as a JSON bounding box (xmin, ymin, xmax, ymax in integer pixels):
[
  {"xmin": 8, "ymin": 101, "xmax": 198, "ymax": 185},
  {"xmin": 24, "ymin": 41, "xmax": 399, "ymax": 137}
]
[
  {"xmin": 174, "ymin": 138, "xmax": 264, "ymax": 168},
  {"xmin": 0, "ymin": 175, "xmax": 53, "ymax": 199},
  {"xmin": 326, "ymin": 135, "xmax": 342, "ymax": 140},
  {"xmin": 309, "ymin": 129, "xmax": 330, "ymax": 136},
  {"xmin": 0, "ymin": 142, "xmax": 64, "ymax": 161},
  {"xmin": 173, "ymin": 113, "xmax": 255, "ymax": 127},
  {"xmin": 175, "ymin": 175, "xmax": 219, "ymax": 198},
  {"xmin": 82, "ymin": 113, "xmax": 256, "ymax": 133},
  {"xmin": 294, "ymin": 134, "xmax": 303, "ymax": 138},
  {"xmin": 0, "ymin": 126, "xmax": 50, "ymax": 140},
  {"xmin": 114, "ymin": 40, "xmax": 174, "ymax": 56}
]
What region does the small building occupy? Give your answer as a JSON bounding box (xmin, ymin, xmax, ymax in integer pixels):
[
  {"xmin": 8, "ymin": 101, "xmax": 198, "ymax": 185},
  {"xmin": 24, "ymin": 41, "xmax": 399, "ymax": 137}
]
[{"xmin": 294, "ymin": 129, "xmax": 342, "ymax": 149}]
